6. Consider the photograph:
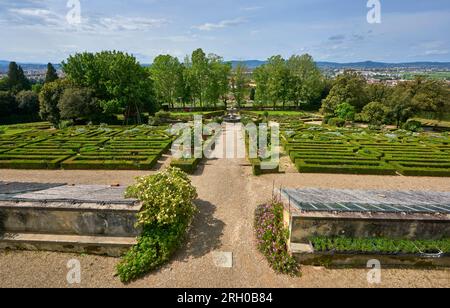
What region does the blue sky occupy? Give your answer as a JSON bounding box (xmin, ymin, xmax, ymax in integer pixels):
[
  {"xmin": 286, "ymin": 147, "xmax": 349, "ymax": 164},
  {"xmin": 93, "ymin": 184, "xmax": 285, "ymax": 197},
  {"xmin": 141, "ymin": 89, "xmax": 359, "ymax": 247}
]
[{"xmin": 0, "ymin": 0, "xmax": 449, "ymax": 63}]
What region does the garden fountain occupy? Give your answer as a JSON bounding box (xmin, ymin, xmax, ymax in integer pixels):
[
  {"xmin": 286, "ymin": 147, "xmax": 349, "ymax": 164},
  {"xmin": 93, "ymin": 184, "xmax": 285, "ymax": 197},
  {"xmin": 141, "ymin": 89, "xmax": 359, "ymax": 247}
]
[{"xmin": 223, "ymin": 107, "xmax": 241, "ymax": 123}]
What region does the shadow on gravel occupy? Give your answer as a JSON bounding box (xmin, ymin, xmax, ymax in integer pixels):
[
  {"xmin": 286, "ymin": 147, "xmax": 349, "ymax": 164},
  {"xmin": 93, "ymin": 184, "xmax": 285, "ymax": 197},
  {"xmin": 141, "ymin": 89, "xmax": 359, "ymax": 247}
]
[{"xmin": 177, "ymin": 199, "xmax": 224, "ymax": 261}]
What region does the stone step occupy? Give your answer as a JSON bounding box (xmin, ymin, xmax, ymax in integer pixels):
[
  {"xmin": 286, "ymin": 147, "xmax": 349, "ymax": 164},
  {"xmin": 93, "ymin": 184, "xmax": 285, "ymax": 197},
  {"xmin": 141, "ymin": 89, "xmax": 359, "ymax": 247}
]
[{"xmin": 0, "ymin": 233, "xmax": 137, "ymax": 257}]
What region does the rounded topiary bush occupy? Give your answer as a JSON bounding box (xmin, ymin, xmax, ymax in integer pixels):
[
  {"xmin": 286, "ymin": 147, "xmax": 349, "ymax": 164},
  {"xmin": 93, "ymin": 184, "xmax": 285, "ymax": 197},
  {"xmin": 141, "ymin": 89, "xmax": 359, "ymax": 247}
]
[
  {"xmin": 328, "ymin": 117, "xmax": 346, "ymax": 127},
  {"xmin": 403, "ymin": 120, "xmax": 423, "ymax": 132}
]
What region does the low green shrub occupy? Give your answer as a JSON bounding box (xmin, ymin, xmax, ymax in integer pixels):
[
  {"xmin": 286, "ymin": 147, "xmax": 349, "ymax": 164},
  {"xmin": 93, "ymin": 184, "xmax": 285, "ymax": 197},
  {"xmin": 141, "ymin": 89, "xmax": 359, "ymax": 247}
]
[
  {"xmin": 327, "ymin": 117, "xmax": 346, "ymax": 127},
  {"xmin": 203, "ymin": 111, "xmax": 225, "ymax": 119},
  {"xmin": 295, "ymin": 159, "xmax": 397, "ymax": 175},
  {"xmin": 391, "ymin": 162, "xmax": 450, "ymax": 177},
  {"xmin": 117, "ymin": 215, "xmax": 190, "ymax": 283},
  {"xmin": 251, "ymin": 159, "xmax": 280, "ymax": 176},
  {"xmin": 117, "ymin": 167, "xmax": 198, "ymax": 282},
  {"xmin": 311, "ymin": 236, "xmax": 450, "ymax": 254},
  {"xmin": 255, "ymin": 201, "xmax": 299, "ymax": 276},
  {"xmin": 170, "ymin": 158, "xmax": 201, "ymax": 174},
  {"xmin": 403, "ymin": 120, "xmax": 423, "ymax": 132}
]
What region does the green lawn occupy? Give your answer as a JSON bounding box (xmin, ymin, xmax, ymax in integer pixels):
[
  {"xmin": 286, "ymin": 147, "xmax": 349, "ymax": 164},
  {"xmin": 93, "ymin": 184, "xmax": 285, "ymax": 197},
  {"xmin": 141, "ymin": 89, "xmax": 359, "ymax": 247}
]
[{"xmin": 251, "ymin": 111, "xmax": 309, "ymax": 116}]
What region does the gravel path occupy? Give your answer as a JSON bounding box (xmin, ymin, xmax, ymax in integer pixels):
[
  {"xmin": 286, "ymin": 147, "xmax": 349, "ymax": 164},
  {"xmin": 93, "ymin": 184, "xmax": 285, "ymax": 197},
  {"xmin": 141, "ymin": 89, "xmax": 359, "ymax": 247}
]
[{"xmin": 0, "ymin": 124, "xmax": 449, "ymax": 288}]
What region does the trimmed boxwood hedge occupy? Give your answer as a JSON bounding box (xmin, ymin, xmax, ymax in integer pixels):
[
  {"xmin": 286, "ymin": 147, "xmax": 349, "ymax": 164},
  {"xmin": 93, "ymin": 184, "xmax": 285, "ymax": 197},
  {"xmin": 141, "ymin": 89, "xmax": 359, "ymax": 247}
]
[
  {"xmin": 170, "ymin": 158, "xmax": 201, "ymax": 174},
  {"xmin": 283, "ymin": 126, "xmax": 450, "ymax": 177},
  {"xmin": 295, "ymin": 159, "xmax": 397, "ymax": 175},
  {"xmin": 391, "ymin": 161, "xmax": 450, "ymax": 177},
  {"xmin": 251, "ymin": 158, "xmax": 280, "ymax": 176},
  {"xmin": 0, "ymin": 154, "xmax": 73, "ymax": 169},
  {"xmin": 0, "ymin": 125, "xmax": 173, "ymax": 170},
  {"xmin": 62, "ymin": 155, "xmax": 159, "ymax": 170}
]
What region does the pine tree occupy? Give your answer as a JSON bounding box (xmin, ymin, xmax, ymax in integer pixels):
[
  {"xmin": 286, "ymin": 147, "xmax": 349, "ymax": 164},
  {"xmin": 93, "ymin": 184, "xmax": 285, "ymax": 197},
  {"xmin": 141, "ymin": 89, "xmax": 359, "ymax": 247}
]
[
  {"xmin": 45, "ymin": 63, "xmax": 59, "ymax": 83},
  {"xmin": 7, "ymin": 62, "xmax": 30, "ymax": 92}
]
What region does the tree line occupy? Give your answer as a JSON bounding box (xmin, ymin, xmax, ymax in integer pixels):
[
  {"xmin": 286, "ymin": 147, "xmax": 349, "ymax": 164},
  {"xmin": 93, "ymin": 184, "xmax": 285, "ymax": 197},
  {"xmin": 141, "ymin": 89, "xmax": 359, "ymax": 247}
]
[
  {"xmin": 0, "ymin": 62, "xmax": 58, "ymax": 123},
  {"xmin": 0, "ymin": 49, "xmax": 449, "ymax": 128},
  {"xmin": 321, "ymin": 71, "xmax": 450, "ymax": 128}
]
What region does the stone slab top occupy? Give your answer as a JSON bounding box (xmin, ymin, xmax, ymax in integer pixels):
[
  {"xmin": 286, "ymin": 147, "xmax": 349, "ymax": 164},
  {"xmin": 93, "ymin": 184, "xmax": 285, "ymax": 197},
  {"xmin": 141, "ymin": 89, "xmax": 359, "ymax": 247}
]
[
  {"xmin": 0, "ymin": 182, "xmax": 138, "ymax": 206},
  {"xmin": 279, "ymin": 188, "xmax": 450, "ymax": 216}
]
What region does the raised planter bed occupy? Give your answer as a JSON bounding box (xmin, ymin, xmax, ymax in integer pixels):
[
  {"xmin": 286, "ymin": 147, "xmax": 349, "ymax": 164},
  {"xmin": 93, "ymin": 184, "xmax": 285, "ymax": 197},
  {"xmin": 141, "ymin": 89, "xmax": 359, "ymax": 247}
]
[{"xmin": 292, "ymin": 243, "xmax": 450, "ymax": 268}]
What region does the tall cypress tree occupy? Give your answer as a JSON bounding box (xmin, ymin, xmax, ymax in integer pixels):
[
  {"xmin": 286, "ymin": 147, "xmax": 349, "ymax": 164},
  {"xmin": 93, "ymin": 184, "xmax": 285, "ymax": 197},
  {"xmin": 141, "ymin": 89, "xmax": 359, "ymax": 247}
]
[
  {"xmin": 7, "ymin": 62, "xmax": 31, "ymax": 92},
  {"xmin": 7, "ymin": 62, "xmax": 20, "ymax": 88},
  {"xmin": 45, "ymin": 63, "xmax": 59, "ymax": 83}
]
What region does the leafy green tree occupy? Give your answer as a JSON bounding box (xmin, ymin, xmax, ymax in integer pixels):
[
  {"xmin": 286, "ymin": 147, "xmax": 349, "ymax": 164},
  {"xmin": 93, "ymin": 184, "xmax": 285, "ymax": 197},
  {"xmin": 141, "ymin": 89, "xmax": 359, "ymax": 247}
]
[
  {"xmin": 180, "ymin": 64, "xmax": 193, "ymax": 107},
  {"xmin": 39, "ymin": 79, "xmax": 69, "ymax": 126},
  {"xmin": 254, "ymin": 65, "xmax": 270, "ymax": 108},
  {"xmin": 58, "ymin": 87, "xmax": 101, "ymax": 121},
  {"xmin": 386, "ymin": 83, "xmax": 419, "ymax": 128},
  {"xmin": 7, "ymin": 62, "xmax": 31, "ymax": 92},
  {"xmin": 287, "ymin": 54, "xmax": 324, "ymax": 108},
  {"xmin": 216, "ymin": 60, "xmax": 232, "ymax": 108},
  {"xmin": 32, "ymin": 83, "xmax": 43, "ymax": 94},
  {"xmin": 384, "ymin": 77, "xmax": 449, "ymax": 127},
  {"xmin": 0, "ymin": 78, "xmax": 9, "ymax": 91},
  {"xmin": 231, "ymin": 63, "xmax": 248, "ymax": 108},
  {"xmin": 321, "ymin": 70, "xmax": 369, "ymax": 115},
  {"xmin": 15, "ymin": 90, "xmax": 39, "ymax": 115},
  {"xmin": 335, "ymin": 102, "xmax": 356, "ymax": 122},
  {"xmin": 409, "ymin": 77, "xmax": 449, "ymax": 122},
  {"xmin": 249, "ymin": 87, "xmax": 256, "ymax": 102},
  {"xmin": 45, "ymin": 63, "xmax": 59, "ymax": 83},
  {"xmin": 266, "ymin": 55, "xmax": 290, "ymax": 109},
  {"xmin": 366, "ymin": 83, "xmax": 393, "ymax": 104},
  {"xmin": 361, "ymin": 101, "xmax": 389, "ymax": 128},
  {"xmin": 150, "ymin": 55, "xmax": 183, "ymax": 109},
  {"xmin": 189, "ymin": 48, "xmax": 209, "ymax": 107},
  {"xmin": 204, "ymin": 54, "xmax": 230, "ymax": 108},
  {"xmin": 0, "ymin": 91, "xmax": 17, "ymax": 117},
  {"xmin": 62, "ymin": 51, "xmax": 156, "ymax": 121}
]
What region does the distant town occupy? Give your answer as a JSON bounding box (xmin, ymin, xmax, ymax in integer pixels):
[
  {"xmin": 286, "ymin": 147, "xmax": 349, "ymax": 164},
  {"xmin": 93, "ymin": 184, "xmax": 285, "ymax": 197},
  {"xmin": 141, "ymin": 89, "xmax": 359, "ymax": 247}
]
[{"xmin": 1, "ymin": 60, "xmax": 449, "ymax": 85}]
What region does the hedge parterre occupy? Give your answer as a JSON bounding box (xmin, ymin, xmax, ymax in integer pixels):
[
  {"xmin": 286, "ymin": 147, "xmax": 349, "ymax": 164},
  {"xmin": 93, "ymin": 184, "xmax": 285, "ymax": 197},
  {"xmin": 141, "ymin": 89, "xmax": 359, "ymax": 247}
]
[
  {"xmin": 0, "ymin": 125, "xmax": 172, "ymax": 170},
  {"xmin": 282, "ymin": 124, "xmax": 450, "ymax": 177}
]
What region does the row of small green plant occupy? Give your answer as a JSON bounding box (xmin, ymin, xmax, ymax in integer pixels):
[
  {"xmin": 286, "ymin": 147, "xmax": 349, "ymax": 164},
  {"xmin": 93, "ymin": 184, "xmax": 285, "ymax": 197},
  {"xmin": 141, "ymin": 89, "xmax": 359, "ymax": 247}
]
[
  {"xmin": 116, "ymin": 167, "xmax": 198, "ymax": 283},
  {"xmin": 0, "ymin": 125, "xmax": 173, "ymax": 170},
  {"xmin": 281, "ymin": 125, "xmax": 450, "ymax": 176},
  {"xmin": 254, "ymin": 201, "xmax": 299, "ymax": 276},
  {"xmin": 310, "ymin": 236, "xmax": 450, "ymax": 255}
]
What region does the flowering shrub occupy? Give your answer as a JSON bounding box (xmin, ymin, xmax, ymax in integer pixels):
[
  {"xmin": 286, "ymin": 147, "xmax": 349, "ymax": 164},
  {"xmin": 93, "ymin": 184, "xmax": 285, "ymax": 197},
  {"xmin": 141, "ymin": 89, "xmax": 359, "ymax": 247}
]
[
  {"xmin": 255, "ymin": 201, "xmax": 299, "ymax": 276},
  {"xmin": 117, "ymin": 167, "xmax": 198, "ymax": 282},
  {"xmin": 117, "ymin": 219, "xmax": 189, "ymax": 283},
  {"xmin": 125, "ymin": 167, "xmax": 198, "ymax": 227}
]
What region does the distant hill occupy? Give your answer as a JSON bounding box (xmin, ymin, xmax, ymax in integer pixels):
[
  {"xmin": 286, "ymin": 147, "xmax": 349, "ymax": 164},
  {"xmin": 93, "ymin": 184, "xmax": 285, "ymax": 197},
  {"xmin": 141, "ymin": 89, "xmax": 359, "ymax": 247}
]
[{"xmin": 228, "ymin": 60, "xmax": 450, "ymax": 70}]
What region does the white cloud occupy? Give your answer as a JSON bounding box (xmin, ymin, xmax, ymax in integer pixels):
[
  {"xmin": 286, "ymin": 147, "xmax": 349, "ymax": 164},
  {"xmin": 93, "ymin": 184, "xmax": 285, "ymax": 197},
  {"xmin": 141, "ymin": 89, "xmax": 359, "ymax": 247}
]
[
  {"xmin": 4, "ymin": 6, "xmax": 169, "ymax": 33},
  {"xmin": 240, "ymin": 6, "xmax": 264, "ymax": 12},
  {"xmin": 193, "ymin": 18, "xmax": 246, "ymax": 31},
  {"xmin": 96, "ymin": 16, "xmax": 169, "ymax": 31}
]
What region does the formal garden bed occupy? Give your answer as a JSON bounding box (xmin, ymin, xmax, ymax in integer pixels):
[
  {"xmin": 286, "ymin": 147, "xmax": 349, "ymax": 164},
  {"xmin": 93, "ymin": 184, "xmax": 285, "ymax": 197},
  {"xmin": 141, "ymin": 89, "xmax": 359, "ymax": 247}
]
[
  {"xmin": 294, "ymin": 236, "xmax": 450, "ymax": 268},
  {"xmin": 0, "ymin": 124, "xmax": 173, "ymax": 170},
  {"xmin": 281, "ymin": 123, "xmax": 450, "ymax": 176}
]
